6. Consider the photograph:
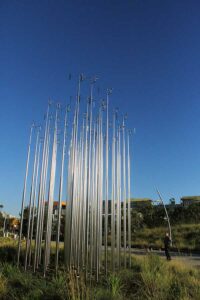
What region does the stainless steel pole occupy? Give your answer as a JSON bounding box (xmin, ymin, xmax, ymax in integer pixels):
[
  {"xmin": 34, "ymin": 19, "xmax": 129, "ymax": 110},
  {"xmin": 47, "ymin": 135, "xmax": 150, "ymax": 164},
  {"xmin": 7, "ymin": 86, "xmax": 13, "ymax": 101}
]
[
  {"xmin": 17, "ymin": 123, "xmax": 34, "ymax": 267},
  {"xmin": 156, "ymin": 189, "xmax": 172, "ymax": 244},
  {"xmin": 55, "ymin": 105, "xmax": 69, "ymax": 275},
  {"xmin": 127, "ymin": 132, "xmax": 131, "ymax": 267},
  {"xmin": 25, "ymin": 128, "xmax": 40, "ymax": 270}
]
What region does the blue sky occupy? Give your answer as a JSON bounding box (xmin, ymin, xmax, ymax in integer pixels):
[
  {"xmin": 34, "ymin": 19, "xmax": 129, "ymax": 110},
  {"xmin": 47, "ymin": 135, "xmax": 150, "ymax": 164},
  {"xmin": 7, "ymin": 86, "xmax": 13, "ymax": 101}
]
[{"xmin": 1, "ymin": 0, "xmax": 200, "ymax": 215}]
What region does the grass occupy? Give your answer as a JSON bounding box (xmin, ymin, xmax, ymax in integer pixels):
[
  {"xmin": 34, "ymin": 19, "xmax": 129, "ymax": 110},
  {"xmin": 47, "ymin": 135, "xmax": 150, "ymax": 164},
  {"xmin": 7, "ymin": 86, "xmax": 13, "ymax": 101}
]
[
  {"xmin": 1, "ymin": 233, "xmax": 200, "ymax": 299},
  {"xmin": 132, "ymin": 223, "xmax": 200, "ymax": 252},
  {"xmin": 0, "ymin": 237, "xmax": 20, "ymax": 263},
  {"xmin": 0, "ymin": 254, "xmax": 200, "ymax": 299}
]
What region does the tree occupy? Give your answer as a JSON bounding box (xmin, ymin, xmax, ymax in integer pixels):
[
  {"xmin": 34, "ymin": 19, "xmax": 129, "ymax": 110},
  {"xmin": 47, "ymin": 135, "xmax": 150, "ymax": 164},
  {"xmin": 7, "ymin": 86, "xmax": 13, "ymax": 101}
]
[
  {"xmin": 169, "ymin": 198, "xmax": 175, "ymax": 205},
  {"xmin": 131, "ymin": 210, "xmax": 144, "ymax": 231}
]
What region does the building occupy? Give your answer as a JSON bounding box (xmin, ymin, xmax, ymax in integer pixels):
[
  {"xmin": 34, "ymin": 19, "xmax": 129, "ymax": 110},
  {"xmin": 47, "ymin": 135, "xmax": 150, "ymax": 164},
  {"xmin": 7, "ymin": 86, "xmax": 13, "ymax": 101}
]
[
  {"xmin": 130, "ymin": 198, "xmax": 153, "ymax": 208},
  {"xmin": 0, "ymin": 211, "xmax": 20, "ymax": 236},
  {"xmin": 181, "ymin": 196, "xmax": 200, "ymax": 207},
  {"xmin": 102, "ymin": 198, "xmax": 153, "ymax": 214},
  {"xmin": 44, "ymin": 201, "xmax": 67, "ymax": 240},
  {"xmin": 45, "ymin": 201, "xmax": 67, "ymax": 220},
  {"xmin": 52, "ymin": 201, "xmax": 67, "ymax": 219}
]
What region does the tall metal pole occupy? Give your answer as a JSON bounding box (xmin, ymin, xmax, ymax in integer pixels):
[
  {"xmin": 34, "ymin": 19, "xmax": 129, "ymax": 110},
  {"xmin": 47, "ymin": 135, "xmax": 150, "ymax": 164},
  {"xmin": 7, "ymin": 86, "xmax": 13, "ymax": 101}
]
[
  {"xmin": 122, "ymin": 118, "xmax": 127, "ymax": 267},
  {"xmin": 127, "ymin": 132, "xmax": 131, "ymax": 267},
  {"xmin": 77, "ymin": 120, "xmax": 85, "ymax": 273},
  {"xmin": 37, "ymin": 125, "xmax": 51, "ymax": 267},
  {"xmin": 156, "ymin": 189, "xmax": 172, "ymax": 244},
  {"xmin": 33, "ymin": 103, "xmax": 50, "ymax": 272},
  {"xmin": 17, "ymin": 123, "xmax": 34, "ymax": 267},
  {"xmin": 43, "ymin": 105, "xmax": 59, "ymax": 276},
  {"xmin": 98, "ymin": 104, "xmax": 103, "ymax": 279},
  {"xmin": 65, "ymin": 74, "xmax": 83, "ymax": 270},
  {"xmin": 111, "ymin": 111, "xmax": 116, "ymax": 271},
  {"xmin": 116, "ymin": 125, "xmax": 122, "ymax": 268},
  {"xmin": 79, "ymin": 105, "xmax": 89, "ymax": 270},
  {"xmin": 55, "ymin": 105, "xmax": 69, "ymax": 274},
  {"xmin": 28, "ymin": 139, "xmax": 41, "ymax": 267},
  {"xmin": 25, "ymin": 128, "xmax": 40, "ymax": 270},
  {"xmin": 85, "ymin": 79, "xmax": 94, "ymax": 279},
  {"xmin": 104, "ymin": 89, "xmax": 110, "ymax": 275}
]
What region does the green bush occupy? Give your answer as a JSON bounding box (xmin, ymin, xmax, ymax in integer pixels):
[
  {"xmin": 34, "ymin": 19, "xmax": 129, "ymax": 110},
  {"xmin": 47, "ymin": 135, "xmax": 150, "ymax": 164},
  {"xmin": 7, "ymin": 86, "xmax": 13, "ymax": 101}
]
[
  {"xmin": 0, "ymin": 245, "xmax": 18, "ymax": 262},
  {"xmin": 0, "ymin": 263, "xmax": 43, "ymax": 299},
  {"xmin": 0, "ymin": 273, "xmax": 7, "ymax": 299},
  {"xmin": 118, "ymin": 268, "xmax": 139, "ymax": 298},
  {"xmin": 138, "ymin": 255, "xmax": 171, "ymax": 299},
  {"xmin": 132, "ymin": 224, "xmax": 200, "ymax": 252},
  {"xmin": 95, "ymin": 288, "xmax": 112, "ymax": 300},
  {"xmin": 168, "ymin": 262, "xmax": 200, "ymax": 300},
  {"xmin": 108, "ymin": 273, "xmax": 123, "ymax": 299}
]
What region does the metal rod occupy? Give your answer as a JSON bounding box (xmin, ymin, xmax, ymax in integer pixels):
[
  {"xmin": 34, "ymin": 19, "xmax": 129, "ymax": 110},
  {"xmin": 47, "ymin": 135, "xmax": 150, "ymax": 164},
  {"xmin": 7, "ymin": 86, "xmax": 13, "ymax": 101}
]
[
  {"xmin": 104, "ymin": 91, "xmax": 109, "ymax": 275},
  {"xmin": 111, "ymin": 111, "xmax": 116, "ymax": 271},
  {"xmin": 17, "ymin": 123, "xmax": 34, "ymax": 267},
  {"xmin": 28, "ymin": 139, "xmax": 41, "ymax": 267},
  {"xmin": 122, "ymin": 118, "xmax": 127, "ymax": 267},
  {"xmin": 156, "ymin": 188, "xmax": 172, "ymax": 244},
  {"xmin": 25, "ymin": 128, "xmax": 40, "ymax": 270},
  {"xmin": 127, "ymin": 132, "xmax": 131, "ymax": 267},
  {"xmin": 55, "ymin": 105, "xmax": 69, "ymax": 275},
  {"xmin": 33, "ymin": 104, "xmax": 50, "ymax": 272},
  {"xmin": 43, "ymin": 106, "xmax": 58, "ymax": 276}
]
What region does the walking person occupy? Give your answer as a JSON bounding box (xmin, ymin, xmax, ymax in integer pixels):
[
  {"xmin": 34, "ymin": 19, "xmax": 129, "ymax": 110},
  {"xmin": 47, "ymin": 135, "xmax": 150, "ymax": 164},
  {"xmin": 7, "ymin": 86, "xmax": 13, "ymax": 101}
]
[{"xmin": 164, "ymin": 232, "xmax": 171, "ymax": 260}]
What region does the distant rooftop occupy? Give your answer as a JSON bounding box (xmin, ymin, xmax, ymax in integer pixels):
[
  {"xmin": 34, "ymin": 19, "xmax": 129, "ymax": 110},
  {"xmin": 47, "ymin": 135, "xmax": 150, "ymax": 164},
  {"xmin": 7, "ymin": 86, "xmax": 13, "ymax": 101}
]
[
  {"xmin": 53, "ymin": 201, "xmax": 66, "ymax": 207},
  {"xmin": 0, "ymin": 211, "xmax": 19, "ymax": 219},
  {"xmin": 45, "ymin": 201, "xmax": 67, "ymax": 206},
  {"xmin": 130, "ymin": 198, "xmax": 153, "ymax": 202},
  {"xmin": 181, "ymin": 196, "xmax": 200, "ymax": 201}
]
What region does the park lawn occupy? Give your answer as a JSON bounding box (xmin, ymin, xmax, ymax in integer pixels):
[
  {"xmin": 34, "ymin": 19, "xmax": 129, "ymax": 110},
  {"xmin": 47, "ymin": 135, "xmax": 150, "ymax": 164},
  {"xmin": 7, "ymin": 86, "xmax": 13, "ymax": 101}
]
[{"xmin": 132, "ymin": 223, "xmax": 200, "ymax": 252}]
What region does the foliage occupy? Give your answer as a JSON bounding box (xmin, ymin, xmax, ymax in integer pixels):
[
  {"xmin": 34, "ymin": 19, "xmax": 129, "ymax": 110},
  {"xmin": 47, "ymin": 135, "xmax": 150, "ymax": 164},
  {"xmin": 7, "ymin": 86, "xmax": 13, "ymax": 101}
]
[
  {"xmin": 67, "ymin": 271, "xmax": 91, "ymax": 300},
  {"xmin": 139, "ymin": 255, "xmax": 171, "ymax": 299},
  {"xmin": 108, "ymin": 273, "xmax": 123, "ymax": 299},
  {"xmin": 134, "ymin": 203, "xmax": 200, "ymax": 229},
  {"xmin": 0, "ymin": 237, "xmax": 25, "ymax": 263},
  {"xmin": 94, "ymin": 288, "xmax": 111, "ymax": 300},
  {"xmin": 0, "ymin": 254, "xmax": 200, "ymax": 299},
  {"xmin": 131, "ymin": 211, "xmax": 144, "ymax": 231},
  {"xmin": 1, "ymin": 239, "xmax": 200, "ymax": 299},
  {"xmin": 120, "ymin": 255, "xmax": 200, "ymax": 300},
  {"xmin": 0, "ymin": 273, "xmax": 7, "ymax": 298},
  {"xmin": 132, "ymin": 223, "xmax": 200, "ymax": 251}
]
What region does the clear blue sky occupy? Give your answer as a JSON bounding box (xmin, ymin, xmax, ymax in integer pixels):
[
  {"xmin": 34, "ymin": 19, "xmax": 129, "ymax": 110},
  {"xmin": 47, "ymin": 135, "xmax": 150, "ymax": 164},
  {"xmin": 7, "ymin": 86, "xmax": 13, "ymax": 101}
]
[{"xmin": 1, "ymin": 0, "xmax": 200, "ymax": 216}]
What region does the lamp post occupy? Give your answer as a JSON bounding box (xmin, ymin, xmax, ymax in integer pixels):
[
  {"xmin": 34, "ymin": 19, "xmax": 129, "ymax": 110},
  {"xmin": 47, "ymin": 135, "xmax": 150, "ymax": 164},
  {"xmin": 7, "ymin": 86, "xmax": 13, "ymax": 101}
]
[
  {"xmin": 1, "ymin": 212, "xmax": 8, "ymax": 237},
  {"xmin": 0, "ymin": 205, "xmax": 4, "ymax": 237},
  {"xmin": 156, "ymin": 189, "xmax": 172, "ymax": 245},
  {"xmin": 3, "ymin": 217, "xmax": 6, "ymax": 237}
]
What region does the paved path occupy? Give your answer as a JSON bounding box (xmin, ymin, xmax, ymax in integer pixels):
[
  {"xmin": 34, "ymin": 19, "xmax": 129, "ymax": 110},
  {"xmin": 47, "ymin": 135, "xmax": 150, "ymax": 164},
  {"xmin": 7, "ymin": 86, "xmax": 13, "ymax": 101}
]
[{"xmin": 131, "ymin": 248, "xmax": 200, "ymax": 267}]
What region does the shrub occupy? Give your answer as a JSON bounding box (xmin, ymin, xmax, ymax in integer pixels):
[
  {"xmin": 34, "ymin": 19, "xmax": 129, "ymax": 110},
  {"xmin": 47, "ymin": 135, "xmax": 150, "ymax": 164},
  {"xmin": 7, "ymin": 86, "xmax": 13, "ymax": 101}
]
[
  {"xmin": 95, "ymin": 288, "xmax": 112, "ymax": 300},
  {"xmin": 108, "ymin": 273, "xmax": 123, "ymax": 299},
  {"xmin": 138, "ymin": 254, "xmax": 171, "ymax": 300},
  {"xmin": 0, "ymin": 263, "xmax": 44, "ymax": 299},
  {"xmin": 119, "ymin": 269, "xmax": 137, "ymax": 298},
  {"xmin": 0, "ymin": 245, "xmax": 18, "ymax": 262},
  {"xmin": 0, "ymin": 273, "xmax": 7, "ymax": 298},
  {"xmin": 43, "ymin": 272, "xmax": 67, "ymax": 300},
  {"xmin": 168, "ymin": 261, "xmax": 200, "ymax": 300},
  {"xmin": 67, "ymin": 270, "xmax": 91, "ymax": 300}
]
